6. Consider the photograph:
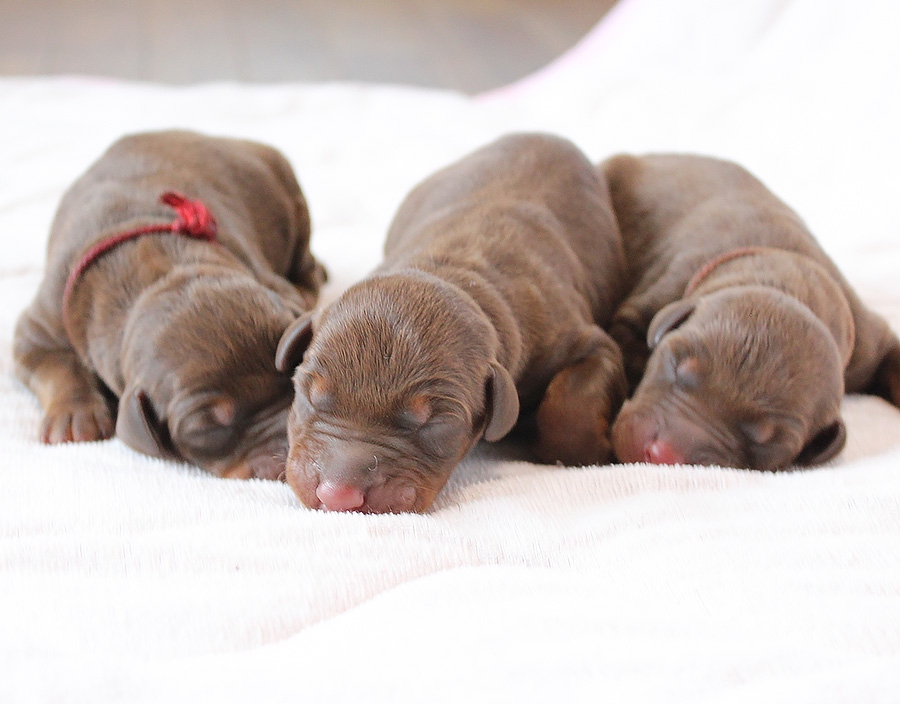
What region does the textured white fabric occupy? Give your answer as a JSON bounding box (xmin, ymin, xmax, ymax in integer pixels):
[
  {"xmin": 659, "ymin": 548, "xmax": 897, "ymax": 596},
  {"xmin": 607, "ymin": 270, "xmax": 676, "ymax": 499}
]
[{"xmin": 2, "ymin": 0, "xmax": 900, "ymax": 701}]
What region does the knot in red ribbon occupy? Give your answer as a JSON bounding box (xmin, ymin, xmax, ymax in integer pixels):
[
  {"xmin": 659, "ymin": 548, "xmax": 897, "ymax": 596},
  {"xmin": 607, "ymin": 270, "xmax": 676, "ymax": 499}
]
[{"xmin": 160, "ymin": 191, "xmax": 218, "ymax": 240}]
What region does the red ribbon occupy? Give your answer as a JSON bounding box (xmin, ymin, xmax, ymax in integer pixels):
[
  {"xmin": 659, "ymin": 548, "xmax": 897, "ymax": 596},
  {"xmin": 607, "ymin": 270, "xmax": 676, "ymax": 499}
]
[
  {"xmin": 61, "ymin": 191, "xmax": 219, "ymax": 324},
  {"xmin": 683, "ymin": 246, "xmax": 769, "ymax": 297}
]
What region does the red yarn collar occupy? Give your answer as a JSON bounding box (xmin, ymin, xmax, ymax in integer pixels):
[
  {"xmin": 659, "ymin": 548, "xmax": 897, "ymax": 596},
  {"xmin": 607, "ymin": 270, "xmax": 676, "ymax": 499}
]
[
  {"xmin": 61, "ymin": 191, "xmax": 218, "ymax": 323},
  {"xmin": 683, "ymin": 246, "xmax": 769, "ymax": 297}
]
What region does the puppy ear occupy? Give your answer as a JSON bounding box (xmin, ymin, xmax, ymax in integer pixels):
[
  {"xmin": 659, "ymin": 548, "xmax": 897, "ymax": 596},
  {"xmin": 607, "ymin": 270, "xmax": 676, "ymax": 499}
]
[
  {"xmin": 647, "ymin": 299, "xmax": 697, "ymax": 349},
  {"xmin": 794, "ymin": 419, "xmax": 847, "ymax": 466},
  {"xmin": 275, "ymin": 312, "xmax": 314, "ymax": 373},
  {"xmin": 483, "ymin": 362, "xmax": 519, "ymax": 442},
  {"xmin": 116, "ymin": 388, "xmax": 177, "ymax": 459}
]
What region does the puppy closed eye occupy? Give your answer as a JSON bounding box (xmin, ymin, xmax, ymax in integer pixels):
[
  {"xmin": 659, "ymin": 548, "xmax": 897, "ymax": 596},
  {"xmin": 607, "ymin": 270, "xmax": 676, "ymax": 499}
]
[
  {"xmin": 395, "ymin": 394, "xmax": 432, "ymax": 431},
  {"xmin": 740, "ymin": 418, "xmax": 778, "ymax": 446},
  {"xmin": 665, "ymin": 353, "xmax": 702, "ymax": 389},
  {"xmin": 178, "ymin": 396, "xmax": 238, "ymax": 455},
  {"xmin": 417, "ymin": 414, "xmax": 468, "ymax": 458},
  {"xmin": 181, "ymin": 396, "xmax": 236, "ymax": 431},
  {"xmin": 302, "ymin": 372, "xmax": 334, "ymax": 413},
  {"xmin": 393, "ymin": 395, "xmax": 466, "ymax": 457}
]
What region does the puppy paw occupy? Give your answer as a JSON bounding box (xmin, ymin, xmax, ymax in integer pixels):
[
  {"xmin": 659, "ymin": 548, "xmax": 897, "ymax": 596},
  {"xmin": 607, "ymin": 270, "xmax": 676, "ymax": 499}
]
[
  {"xmin": 41, "ymin": 397, "xmax": 115, "ymax": 444},
  {"xmin": 533, "ymin": 338, "xmax": 627, "ymax": 466},
  {"xmin": 534, "ymin": 414, "xmax": 614, "ymax": 467}
]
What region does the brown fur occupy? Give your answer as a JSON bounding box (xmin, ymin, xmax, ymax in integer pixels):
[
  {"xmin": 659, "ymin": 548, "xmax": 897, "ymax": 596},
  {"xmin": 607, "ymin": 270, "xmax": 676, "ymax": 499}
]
[
  {"xmin": 14, "ymin": 130, "xmax": 326, "ymax": 479},
  {"xmin": 277, "ymin": 133, "xmax": 628, "ymax": 513},
  {"xmin": 602, "ymin": 153, "xmax": 900, "ymax": 470}
]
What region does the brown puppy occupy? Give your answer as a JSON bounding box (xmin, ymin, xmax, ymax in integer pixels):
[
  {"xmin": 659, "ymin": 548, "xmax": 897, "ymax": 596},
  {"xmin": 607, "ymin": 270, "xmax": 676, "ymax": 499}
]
[
  {"xmin": 603, "ymin": 153, "xmax": 900, "ymax": 470},
  {"xmin": 14, "ymin": 129, "xmax": 326, "ymax": 479},
  {"xmin": 276, "ymin": 133, "xmax": 628, "ymax": 513}
]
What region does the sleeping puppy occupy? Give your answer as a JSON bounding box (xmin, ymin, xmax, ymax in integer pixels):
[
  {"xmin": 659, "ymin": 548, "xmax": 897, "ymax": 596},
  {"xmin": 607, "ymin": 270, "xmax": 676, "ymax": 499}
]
[
  {"xmin": 14, "ymin": 130, "xmax": 326, "ymax": 479},
  {"xmin": 602, "ymin": 153, "xmax": 900, "ymax": 470},
  {"xmin": 276, "ymin": 133, "xmax": 629, "ymax": 513}
]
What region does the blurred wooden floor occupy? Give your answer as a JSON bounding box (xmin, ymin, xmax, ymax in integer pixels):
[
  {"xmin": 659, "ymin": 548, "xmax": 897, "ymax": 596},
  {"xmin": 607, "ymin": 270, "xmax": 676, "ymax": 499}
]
[{"xmin": 0, "ymin": 0, "xmax": 617, "ymax": 94}]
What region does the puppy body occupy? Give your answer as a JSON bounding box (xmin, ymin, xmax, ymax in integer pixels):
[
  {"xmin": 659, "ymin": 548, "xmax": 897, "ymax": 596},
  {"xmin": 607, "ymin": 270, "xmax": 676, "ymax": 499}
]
[
  {"xmin": 604, "ymin": 153, "xmax": 900, "ymax": 469},
  {"xmin": 15, "ymin": 130, "xmax": 325, "ymax": 478},
  {"xmin": 278, "ymin": 133, "xmax": 628, "ymax": 512}
]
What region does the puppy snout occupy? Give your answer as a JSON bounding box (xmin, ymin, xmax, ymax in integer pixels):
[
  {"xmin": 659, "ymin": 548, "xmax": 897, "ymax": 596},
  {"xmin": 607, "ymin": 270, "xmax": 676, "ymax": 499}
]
[
  {"xmin": 326, "ymin": 442, "xmax": 382, "ymax": 480},
  {"xmin": 643, "ymin": 438, "xmax": 685, "ymax": 465},
  {"xmin": 287, "ymin": 437, "xmax": 430, "ymax": 513},
  {"xmin": 612, "ymin": 407, "xmax": 686, "ymax": 465},
  {"xmin": 305, "ymin": 440, "xmax": 381, "ymax": 512},
  {"xmin": 316, "ymin": 481, "xmax": 366, "ymax": 511}
]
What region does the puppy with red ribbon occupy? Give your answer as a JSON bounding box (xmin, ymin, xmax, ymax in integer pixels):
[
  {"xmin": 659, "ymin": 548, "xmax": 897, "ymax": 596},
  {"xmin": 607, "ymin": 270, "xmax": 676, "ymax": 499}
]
[{"xmin": 14, "ymin": 130, "xmax": 326, "ymax": 479}]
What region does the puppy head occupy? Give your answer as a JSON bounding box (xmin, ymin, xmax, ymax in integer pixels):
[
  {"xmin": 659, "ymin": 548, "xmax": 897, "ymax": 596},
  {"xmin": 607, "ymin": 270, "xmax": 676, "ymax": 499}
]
[
  {"xmin": 275, "ymin": 273, "xmax": 519, "ymax": 514},
  {"xmin": 117, "ymin": 270, "xmax": 300, "ymax": 479},
  {"xmin": 612, "ymin": 287, "xmax": 847, "ymax": 470}
]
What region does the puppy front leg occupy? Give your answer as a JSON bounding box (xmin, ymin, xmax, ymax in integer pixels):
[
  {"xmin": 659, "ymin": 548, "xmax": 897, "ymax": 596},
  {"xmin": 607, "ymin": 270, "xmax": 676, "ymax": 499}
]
[
  {"xmin": 609, "ymin": 303, "xmax": 653, "ymax": 391},
  {"xmin": 14, "ymin": 311, "xmax": 114, "ymax": 444},
  {"xmin": 533, "ymin": 328, "xmax": 627, "ymax": 466},
  {"xmin": 610, "ymin": 289, "xmax": 679, "ymax": 390}
]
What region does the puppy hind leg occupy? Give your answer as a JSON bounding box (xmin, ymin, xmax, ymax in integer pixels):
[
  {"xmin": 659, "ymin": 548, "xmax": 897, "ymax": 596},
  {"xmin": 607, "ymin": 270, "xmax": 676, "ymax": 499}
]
[{"xmin": 533, "ymin": 330, "xmax": 627, "ymax": 466}]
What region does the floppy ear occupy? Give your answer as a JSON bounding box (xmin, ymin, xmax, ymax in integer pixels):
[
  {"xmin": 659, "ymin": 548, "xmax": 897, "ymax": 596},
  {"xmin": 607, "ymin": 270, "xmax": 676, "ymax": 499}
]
[
  {"xmin": 116, "ymin": 388, "xmax": 177, "ymax": 459},
  {"xmin": 483, "ymin": 362, "xmax": 519, "ymax": 442},
  {"xmin": 275, "ymin": 312, "xmax": 314, "ymax": 373},
  {"xmin": 647, "ymin": 299, "xmax": 697, "ymax": 349},
  {"xmin": 794, "ymin": 419, "xmax": 847, "ymax": 466}
]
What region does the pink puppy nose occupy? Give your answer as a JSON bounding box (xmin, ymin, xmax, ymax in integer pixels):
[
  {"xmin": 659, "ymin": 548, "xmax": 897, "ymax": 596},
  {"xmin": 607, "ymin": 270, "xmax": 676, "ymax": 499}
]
[
  {"xmin": 644, "ymin": 439, "xmax": 685, "ymax": 465},
  {"xmin": 316, "ymin": 481, "xmax": 366, "ymax": 512}
]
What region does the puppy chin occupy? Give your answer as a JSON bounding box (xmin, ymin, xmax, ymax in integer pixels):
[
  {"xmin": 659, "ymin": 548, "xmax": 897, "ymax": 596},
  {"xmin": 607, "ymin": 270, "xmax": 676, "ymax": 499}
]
[
  {"xmin": 212, "ymin": 463, "xmax": 252, "ymax": 480},
  {"xmin": 200, "ymin": 445, "xmax": 288, "ymax": 481}
]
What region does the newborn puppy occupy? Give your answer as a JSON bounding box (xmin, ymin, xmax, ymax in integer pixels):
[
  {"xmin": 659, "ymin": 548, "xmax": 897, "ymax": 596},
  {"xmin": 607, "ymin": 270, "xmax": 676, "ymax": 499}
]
[
  {"xmin": 14, "ymin": 130, "xmax": 326, "ymax": 479},
  {"xmin": 276, "ymin": 133, "xmax": 628, "ymax": 513},
  {"xmin": 603, "ymin": 153, "xmax": 900, "ymax": 470}
]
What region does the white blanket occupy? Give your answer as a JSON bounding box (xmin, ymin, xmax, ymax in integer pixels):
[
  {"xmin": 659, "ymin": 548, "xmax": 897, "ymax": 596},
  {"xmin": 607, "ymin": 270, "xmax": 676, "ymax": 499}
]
[{"xmin": 3, "ymin": 0, "xmax": 900, "ymax": 701}]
